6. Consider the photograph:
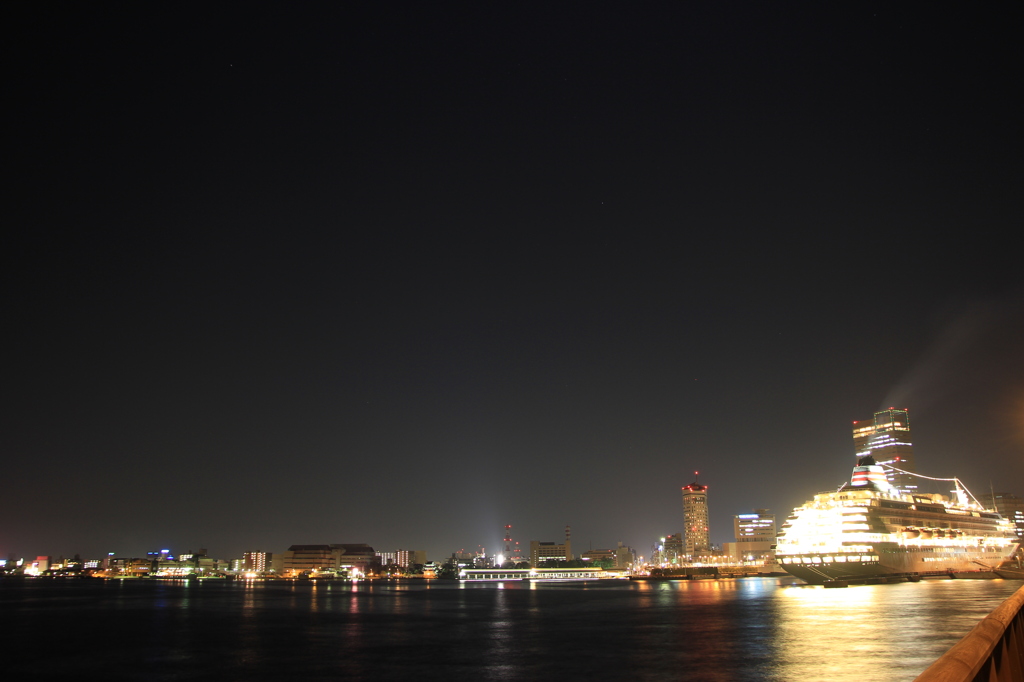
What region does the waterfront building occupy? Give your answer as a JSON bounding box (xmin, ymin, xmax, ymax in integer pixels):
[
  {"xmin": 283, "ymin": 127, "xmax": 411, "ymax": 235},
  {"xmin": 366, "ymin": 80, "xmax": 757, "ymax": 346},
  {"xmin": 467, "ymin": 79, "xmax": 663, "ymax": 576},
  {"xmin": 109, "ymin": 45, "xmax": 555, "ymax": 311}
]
[
  {"xmin": 280, "ymin": 543, "xmax": 379, "ymax": 576},
  {"xmin": 530, "ymin": 526, "xmax": 572, "ymax": 565},
  {"xmin": 242, "ymin": 551, "xmax": 271, "ymax": 572},
  {"xmin": 582, "ymin": 543, "xmax": 635, "ymax": 569},
  {"xmin": 108, "ymin": 557, "xmax": 154, "ymax": 576},
  {"xmin": 461, "ymin": 566, "xmax": 611, "ymax": 581},
  {"xmin": 662, "ymin": 533, "xmax": 684, "ymax": 565},
  {"xmin": 396, "ymin": 549, "xmax": 427, "ymax": 568},
  {"xmin": 378, "ymin": 549, "xmax": 427, "ymax": 569},
  {"xmin": 179, "ymin": 548, "xmax": 208, "ymax": 562},
  {"xmin": 682, "ymin": 476, "xmax": 709, "ymax": 558},
  {"xmin": 281, "ymin": 545, "xmax": 336, "ymax": 575},
  {"xmin": 333, "ymin": 544, "xmax": 380, "ymax": 573},
  {"xmin": 852, "ymin": 407, "xmax": 917, "ymax": 491},
  {"xmin": 724, "ymin": 509, "xmax": 776, "ymax": 561},
  {"xmin": 197, "ymin": 557, "xmax": 231, "ymax": 573},
  {"xmin": 23, "ymin": 556, "xmax": 51, "ymax": 575},
  {"xmin": 582, "ymin": 549, "xmax": 615, "ymax": 566},
  {"xmin": 615, "ymin": 543, "xmax": 635, "ymax": 569}
]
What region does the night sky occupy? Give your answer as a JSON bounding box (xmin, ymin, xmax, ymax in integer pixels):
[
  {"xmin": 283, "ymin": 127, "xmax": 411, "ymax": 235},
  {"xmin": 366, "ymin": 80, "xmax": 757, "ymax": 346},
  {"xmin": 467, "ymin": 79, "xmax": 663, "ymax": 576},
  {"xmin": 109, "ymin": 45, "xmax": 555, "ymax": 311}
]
[{"xmin": 6, "ymin": 4, "xmax": 1022, "ymax": 563}]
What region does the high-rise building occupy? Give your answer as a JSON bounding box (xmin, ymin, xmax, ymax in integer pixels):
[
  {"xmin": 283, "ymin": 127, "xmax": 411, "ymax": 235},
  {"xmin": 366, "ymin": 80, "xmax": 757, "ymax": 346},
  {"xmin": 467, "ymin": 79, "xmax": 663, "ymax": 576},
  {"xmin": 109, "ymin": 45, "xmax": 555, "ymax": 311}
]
[
  {"xmin": 682, "ymin": 475, "xmax": 709, "ymax": 557},
  {"xmin": 852, "ymin": 407, "xmax": 916, "ymax": 491}
]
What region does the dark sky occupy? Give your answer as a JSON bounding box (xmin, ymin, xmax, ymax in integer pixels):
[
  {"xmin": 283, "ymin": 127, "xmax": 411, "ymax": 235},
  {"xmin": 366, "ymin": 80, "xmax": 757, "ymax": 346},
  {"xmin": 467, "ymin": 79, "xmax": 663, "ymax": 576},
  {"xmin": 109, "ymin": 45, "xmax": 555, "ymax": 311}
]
[{"xmin": 6, "ymin": 3, "xmax": 1022, "ymax": 563}]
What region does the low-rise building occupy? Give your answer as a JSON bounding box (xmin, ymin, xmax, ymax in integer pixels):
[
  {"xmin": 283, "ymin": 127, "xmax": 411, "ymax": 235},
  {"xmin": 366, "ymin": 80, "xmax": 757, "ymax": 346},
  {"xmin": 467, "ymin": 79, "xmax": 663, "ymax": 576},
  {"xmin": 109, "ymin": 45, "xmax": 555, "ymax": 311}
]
[
  {"xmin": 280, "ymin": 543, "xmax": 380, "ymax": 576},
  {"xmin": 530, "ymin": 526, "xmax": 572, "ymax": 566},
  {"xmin": 581, "ymin": 543, "xmax": 634, "ymax": 569},
  {"xmin": 723, "ymin": 509, "xmax": 776, "ymax": 562}
]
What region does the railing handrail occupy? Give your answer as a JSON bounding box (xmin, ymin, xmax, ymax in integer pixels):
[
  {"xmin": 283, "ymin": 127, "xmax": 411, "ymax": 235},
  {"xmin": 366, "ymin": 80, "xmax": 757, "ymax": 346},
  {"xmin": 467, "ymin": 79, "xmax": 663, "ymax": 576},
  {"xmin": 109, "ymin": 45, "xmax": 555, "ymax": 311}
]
[{"xmin": 914, "ymin": 582, "xmax": 1024, "ymax": 681}]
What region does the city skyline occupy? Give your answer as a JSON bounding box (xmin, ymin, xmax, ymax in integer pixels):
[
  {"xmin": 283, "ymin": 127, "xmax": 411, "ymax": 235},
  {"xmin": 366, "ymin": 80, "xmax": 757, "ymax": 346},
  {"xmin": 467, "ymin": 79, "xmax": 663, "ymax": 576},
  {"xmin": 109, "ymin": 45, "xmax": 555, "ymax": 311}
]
[
  {"xmin": 6, "ymin": 4, "xmax": 1023, "ymax": 563},
  {"xmin": 7, "ymin": 452, "xmax": 1020, "ymax": 566}
]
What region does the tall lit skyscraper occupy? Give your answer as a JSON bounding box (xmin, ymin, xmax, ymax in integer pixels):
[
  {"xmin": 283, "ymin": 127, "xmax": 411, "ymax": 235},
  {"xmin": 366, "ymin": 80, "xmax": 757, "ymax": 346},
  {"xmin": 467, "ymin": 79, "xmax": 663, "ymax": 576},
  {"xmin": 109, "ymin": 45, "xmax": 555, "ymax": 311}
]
[
  {"xmin": 681, "ymin": 474, "xmax": 709, "ymax": 558},
  {"xmin": 852, "ymin": 407, "xmax": 916, "ymax": 491}
]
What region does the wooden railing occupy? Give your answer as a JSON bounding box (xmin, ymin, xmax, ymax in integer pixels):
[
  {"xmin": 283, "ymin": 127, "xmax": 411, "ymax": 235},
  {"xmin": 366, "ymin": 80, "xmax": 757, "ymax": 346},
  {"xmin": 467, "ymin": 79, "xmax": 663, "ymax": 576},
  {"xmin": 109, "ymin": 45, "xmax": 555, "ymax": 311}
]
[{"xmin": 914, "ymin": 583, "xmax": 1024, "ymax": 682}]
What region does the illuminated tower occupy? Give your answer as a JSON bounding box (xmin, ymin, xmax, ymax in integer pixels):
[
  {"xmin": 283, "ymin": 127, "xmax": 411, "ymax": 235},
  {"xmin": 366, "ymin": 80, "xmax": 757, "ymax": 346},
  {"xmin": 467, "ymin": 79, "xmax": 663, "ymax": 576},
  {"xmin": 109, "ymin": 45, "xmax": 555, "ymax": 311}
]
[
  {"xmin": 682, "ymin": 474, "xmax": 709, "ymax": 558},
  {"xmin": 852, "ymin": 407, "xmax": 916, "ymax": 491},
  {"xmin": 502, "ymin": 524, "xmax": 513, "ymax": 564}
]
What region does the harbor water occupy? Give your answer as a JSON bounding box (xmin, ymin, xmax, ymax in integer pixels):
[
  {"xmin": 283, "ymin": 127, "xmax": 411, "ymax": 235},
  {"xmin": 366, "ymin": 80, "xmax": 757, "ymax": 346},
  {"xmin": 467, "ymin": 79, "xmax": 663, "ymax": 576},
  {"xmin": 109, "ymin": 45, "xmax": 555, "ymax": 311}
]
[{"xmin": 4, "ymin": 577, "xmax": 1020, "ymax": 681}]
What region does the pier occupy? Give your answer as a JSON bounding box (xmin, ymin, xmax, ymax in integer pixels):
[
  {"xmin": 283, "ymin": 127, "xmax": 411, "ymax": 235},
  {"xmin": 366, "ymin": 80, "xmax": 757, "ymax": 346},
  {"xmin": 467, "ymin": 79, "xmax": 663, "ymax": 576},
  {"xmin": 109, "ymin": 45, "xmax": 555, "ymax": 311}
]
[{"xmin": 915, "ymin": 582, "xmax": 1024, "ymax": 681}]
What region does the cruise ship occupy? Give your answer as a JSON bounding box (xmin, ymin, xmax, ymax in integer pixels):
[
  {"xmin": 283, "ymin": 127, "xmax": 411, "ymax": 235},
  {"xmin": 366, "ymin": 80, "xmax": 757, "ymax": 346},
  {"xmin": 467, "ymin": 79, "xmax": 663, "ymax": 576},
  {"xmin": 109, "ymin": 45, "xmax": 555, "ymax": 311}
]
[{"xmin": 775, "ymin": 456, "xmax": 1019, "ymax": 584}]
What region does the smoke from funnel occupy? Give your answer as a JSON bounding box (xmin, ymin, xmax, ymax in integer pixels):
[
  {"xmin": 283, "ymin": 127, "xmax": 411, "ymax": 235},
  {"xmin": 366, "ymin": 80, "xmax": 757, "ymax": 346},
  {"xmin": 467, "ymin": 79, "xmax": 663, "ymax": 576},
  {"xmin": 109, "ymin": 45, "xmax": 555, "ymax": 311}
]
[{"xmin": 882, "ymin": 302, "xmax": 995, "ymax": 414}]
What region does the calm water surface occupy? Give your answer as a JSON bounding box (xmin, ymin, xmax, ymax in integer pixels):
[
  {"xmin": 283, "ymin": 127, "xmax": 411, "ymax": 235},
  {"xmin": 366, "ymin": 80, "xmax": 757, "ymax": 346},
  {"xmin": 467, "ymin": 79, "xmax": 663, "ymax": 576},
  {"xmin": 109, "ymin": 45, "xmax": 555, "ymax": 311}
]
[{"xmin": 3, "ymin": 577, "xmax": 1021, "ymax": 681}]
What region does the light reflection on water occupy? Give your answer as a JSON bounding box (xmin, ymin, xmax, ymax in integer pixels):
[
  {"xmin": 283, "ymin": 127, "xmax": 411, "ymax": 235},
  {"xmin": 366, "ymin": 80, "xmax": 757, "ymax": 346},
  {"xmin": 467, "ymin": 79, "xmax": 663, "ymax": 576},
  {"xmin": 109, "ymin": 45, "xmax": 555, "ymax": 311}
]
[
  {"xmin": 768, "ymin": 580, "xmax": 1022, "ymax": 681},
  {"xmin": 2, "ymin": 578, "xmax": 1020, "ymax": 681}
]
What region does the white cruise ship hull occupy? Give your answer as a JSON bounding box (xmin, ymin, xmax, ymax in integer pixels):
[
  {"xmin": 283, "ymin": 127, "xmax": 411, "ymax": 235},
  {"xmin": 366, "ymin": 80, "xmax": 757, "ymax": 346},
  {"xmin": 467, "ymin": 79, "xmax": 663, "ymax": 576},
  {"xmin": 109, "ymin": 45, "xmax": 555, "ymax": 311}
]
[
  {"xmin": 779, "ymin": 545, "xmax": 1014, "ymax": 584},
  {"xmin": 776, "ymin": 460, "xmax": 1019, "ymax": 585}
]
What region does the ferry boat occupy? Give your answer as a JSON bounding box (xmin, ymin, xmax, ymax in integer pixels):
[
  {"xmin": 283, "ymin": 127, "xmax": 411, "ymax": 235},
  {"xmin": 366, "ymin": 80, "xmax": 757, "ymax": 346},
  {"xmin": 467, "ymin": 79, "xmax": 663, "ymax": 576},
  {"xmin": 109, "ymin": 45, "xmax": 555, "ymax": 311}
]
[{"xmin": 775, "ymin": 456, "xmax": 1019, "ymax": 584}]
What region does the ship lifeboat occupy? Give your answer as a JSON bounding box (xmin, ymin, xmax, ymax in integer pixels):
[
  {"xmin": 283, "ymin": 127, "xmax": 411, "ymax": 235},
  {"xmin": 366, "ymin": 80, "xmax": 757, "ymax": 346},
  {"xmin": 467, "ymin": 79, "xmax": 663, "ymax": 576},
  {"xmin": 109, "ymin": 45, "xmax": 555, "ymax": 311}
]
[
  {"xmin": 919, "ymin": 530, "xmax": 934, "ymax": 539},
  {"xmin": 934, "ymin": 530, "xmax": 946, "ymax": 539},
  {"xmin": 902, "ymin": 528, "xmax": 920, "ymax": 539}
]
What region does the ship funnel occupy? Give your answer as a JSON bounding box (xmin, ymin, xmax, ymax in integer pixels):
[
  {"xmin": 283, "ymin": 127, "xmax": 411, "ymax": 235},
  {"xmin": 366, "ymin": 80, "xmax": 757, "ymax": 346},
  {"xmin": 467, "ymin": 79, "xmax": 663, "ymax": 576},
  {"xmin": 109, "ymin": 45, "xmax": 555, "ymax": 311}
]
[{"xmin": 851, "ymin": 459, "xmax": 895, "ymax": 492}]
